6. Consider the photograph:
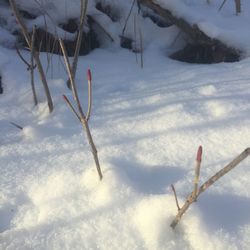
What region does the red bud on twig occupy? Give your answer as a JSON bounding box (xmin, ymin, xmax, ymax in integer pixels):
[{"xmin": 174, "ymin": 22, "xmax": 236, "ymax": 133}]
[
  {"xmin": 87, "ymin": 69, "xmax": 92, "ymax": 81},
  {"xmin": 196, "ymin": 145, "xmax": 202, "ymax": 162}
]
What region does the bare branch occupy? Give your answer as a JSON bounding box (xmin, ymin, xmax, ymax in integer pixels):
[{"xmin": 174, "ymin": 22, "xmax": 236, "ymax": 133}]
[
  {"xmin": 193, "ymin": 146, "xmax": 202, "ymax": 199},
  {"xmin": 171, "ymin": 184, "xmax": 180, "ymax": 211},
  {"xmin": 9, "ymin": 0, "xmax": 31, "ymax": 47},
  {"xmin": 59, "ymin": 38, "xmax": 86, "ymax": 119},
  {"xmin": 235, "ymin": 0, "xmax": 241, "ymax": 15},
  {"xmin": 60, "ymin": 39, "xmax": 103, "ymax": 181},
  {"xmin": 139, "ymin": 23, "xmax": 143, "ymax": 68},
  {"xmin": 62, "ymin": 95, "xmax": 81, "ymax": 121},
  {"xmin": 67, "ymin": 0, "xmax": 88, "ymax": 88},
  {"xmin": 198, "ymin": 148, "xmax": 250, "ymax": 195},
  {"xmin": 218, "ymin": 0, "xmax": 228, "ymax": 12},
  {"xmin": 86, "ymin": 69, "xmax": 92, "ymax": 121},
  {"xmin": 10, "ymin": 121, "xmax": 23, "ymax": 130},
  {"xmin": 133, "ymin": 14, "xmax": 138, "ymax": 63},
  {"xmin": 33, "ymin": 51, "xmax": 54, "ymax": 112},
  {"xmin": 122, "ymin": 0, "xmax": 136, "ymax": 36},
  {"xmin": 171, "ymin": 147, "xmax": 250, "ymax": 229},
  {"xmin": 30, "ymin": 26, "xmax": 38, "ymax": 106},
  {"xmin": 10, "ymin": 0, "xmax": 53, "ymax": 112},
  {"xmin": 15, "ymin": 45, "xmax": 31, "ymax": 70}
]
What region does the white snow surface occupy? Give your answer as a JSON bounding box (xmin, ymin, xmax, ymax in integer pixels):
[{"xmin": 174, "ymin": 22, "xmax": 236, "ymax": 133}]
[
  {"xmin": 8, "ymin": 0, "xmax": 250, "ymax": 55},
  {"xmin": 155, "ymin": 0, "xmax": 250, "ymax": 54},
  {"xmin": 1, "ymin": 1, "xmax": 250, "ymax": 250},
  {"xmin": 1, "ymin": 45, "xmax": 250, "ymax": 249}
]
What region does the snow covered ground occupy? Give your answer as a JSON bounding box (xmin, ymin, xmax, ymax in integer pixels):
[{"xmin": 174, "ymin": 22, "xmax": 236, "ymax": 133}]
[
  {"xmin": 0, "ymin": 44, "xmax": 250, "ymax": 249},
  {"xmin": 1, "ymin": 0, "xmax": 250, "ymax": 249}
]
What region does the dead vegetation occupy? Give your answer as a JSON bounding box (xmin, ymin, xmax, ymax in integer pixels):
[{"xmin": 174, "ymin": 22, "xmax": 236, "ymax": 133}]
[{"xmin": 170, "ymin": 147, "xmax": 250, "ymax": 229}]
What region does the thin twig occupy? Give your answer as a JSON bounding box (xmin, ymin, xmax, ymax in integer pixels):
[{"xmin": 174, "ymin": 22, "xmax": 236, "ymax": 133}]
[
  {"xmin": 30, "ymin": 26, "xmax": 38, "ymax": 106},
  {"xmin": 9, "ymin": 0, "xmax": 31, "ymax": 47},
  {"xmin": 67, "ymin": 0, "xmax": 88, "ymax": 89},
  {"xmin": 10, "ymin": 122, "xmax": 23, "ymax": 130},
  {"xmin": 170, "ymin": 31, "xmax": 181, "ymax": 48},
  {"xmin": 86, "ymin": 69, "xmax": 92, "ymax": 121},
  {"xmin": 218, "ymin": 0, "xmax": 228, "ymax": 12},
  {"xmin": 59, "ymin": 39, "xmax": 85, "ymax": 118},
  {"xmin": 171, "ymin": 184, "xmax": 180, "ymax": 211},
  {"xmin": 235, "ymin": 0, "xmax": 241, "ymax": 15},
  {"xmin": 134, "ymin": 14, "xmax": 138, "ymax": 63},
  {"xmin": 62, "ymin": 95, "xmax": 81, "ymax": 121},
  {"xmin": 193, "ymin": 146, "xmax": 202, "ymax": 199},
  {"xmin": 139, "ymin": 22, "xmax": 143, "ymax": 68},
  {"xmin": 122, "ymin": 0, "xmax": 136, "ymax": 36},
  {"xmin": 10, "ymin": 0, "xmax": 53, "ymax": 113},
  {"xmin": 15, "ymin": 45, "xmax": 32, "ymax": 70},
  {"xmin": 59, "ymin": 39, "xmax": 103, "ymax": 181},
  {"xmin": 33, "ymin": 51, "xmax": 53, "ymax": 112},
  {"xmin": 170, "ymin": 147, "xmax": 250, "ymax": 229}
]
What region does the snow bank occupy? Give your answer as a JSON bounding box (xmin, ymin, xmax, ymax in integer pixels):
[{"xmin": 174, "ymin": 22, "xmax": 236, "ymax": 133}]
[{"xmin": 156, "ymin": 0, "xmax": 250, "ymax": 55}]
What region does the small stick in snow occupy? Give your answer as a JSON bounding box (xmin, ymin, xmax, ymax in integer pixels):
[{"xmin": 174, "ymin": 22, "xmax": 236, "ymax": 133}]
[
  {"xmin": 15, "ymin": 44, "xmax": 38, "ymax": 106},
  {"xmin": 235, "ymin": 0, "xmax": 241, "ymax": 15},
  {"xmin": 122, "ymin": 0, "xmax": 136, "ymax": 36},
  {"xmin": 30, "ymin": 26, "xmax": 38, "ymax": 106},
  {"xmin": 86, "ymin": 69, "xmax": 92, "ymax": 121},
  {"xmin": 133, "ymin": 14, "xmax": 138, "ymax": 64},
  {"xmin": 192, "ymin": 146, "xmax": 202, "ymax": 200},
  {"xmin": 60, "ymin": 39, "xmax": 103, "ymax": 181},
  {"xmin": 218, "ymin": 0, "xmax": 228, "ymax": 12},
  {"xmin": 139, "ymin": 22, "xmax": 143, "ymax": 69},
  {"xmin": 66, "ymin": 0, "xmax": 88, "ymax": 89},
  {"xmin": 15, "ymin": 45, "xmax": 33, "ymax": 70},
  {"xmin": 170, "ymin": 147, "xmax": 250, "ymax": 229},
  {"xmin": 10, "ymin": 0, "xmax": 53, "ymax": 112},
  {"xmin": 0, "ymin": 75, "xmax": 3, "ymax": 94},
  {"xmin": 171, "ymin": 184, "xmax": 180, "ymax": 211},
  {"xmin": 62, "ymin": 95, "xmax": 81, "ymax": 121},
  {"xmin": 10, "ymin": 122, "xmax": 23, "ymax": 130}
]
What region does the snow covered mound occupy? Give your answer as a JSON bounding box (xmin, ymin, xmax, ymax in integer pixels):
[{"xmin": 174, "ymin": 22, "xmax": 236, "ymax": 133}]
[
  {"xmin": 155, "ymin": 0, "xmax": 250, "ymax": 55},
  {"xmin": 1, "ymin": 0, "xmax": 249, "ymax": 57}
]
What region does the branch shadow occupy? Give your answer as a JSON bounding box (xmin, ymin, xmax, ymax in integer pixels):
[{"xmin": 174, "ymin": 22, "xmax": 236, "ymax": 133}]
[
  {"xmin": 198, "ymin": 193, "xmax": 250, "ymax": 233},
  {"xmin": 111, "ymin": 157, "xmax": 187, "ymax": 195}
]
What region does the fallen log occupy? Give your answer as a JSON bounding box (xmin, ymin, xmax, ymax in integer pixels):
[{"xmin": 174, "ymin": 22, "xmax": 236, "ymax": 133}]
[{"xmin": 138, "ymin": 0, "xmax": 241, "ymax": 63}]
